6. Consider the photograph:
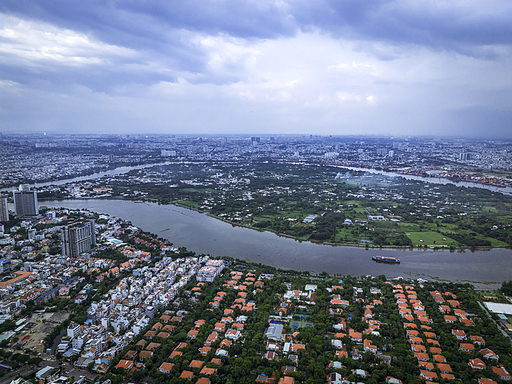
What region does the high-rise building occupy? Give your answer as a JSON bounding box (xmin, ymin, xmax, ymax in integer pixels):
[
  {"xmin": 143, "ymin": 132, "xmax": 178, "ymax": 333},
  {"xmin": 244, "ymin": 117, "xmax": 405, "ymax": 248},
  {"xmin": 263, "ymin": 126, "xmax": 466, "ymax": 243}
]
[
  {"xmin": 0, "ymin": 197, "xmax": 8, "ymax": 222},
  {"xmin": 61, "ymin": 219, "xmax": 97, "ymax": 257},
  {"xmin": 459, "ymin": 153, "xmax": 470, "ymax": 161},
  {"xmin": 13, "ymin": 190, "xmax": 38, "ymax": 217}
]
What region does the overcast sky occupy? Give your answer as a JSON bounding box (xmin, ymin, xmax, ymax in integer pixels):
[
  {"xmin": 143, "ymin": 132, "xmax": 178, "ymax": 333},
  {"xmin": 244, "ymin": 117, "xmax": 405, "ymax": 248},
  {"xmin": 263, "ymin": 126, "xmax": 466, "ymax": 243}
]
[{"xmin": 1, "ymin": 1, "xmax": 511, "ymax": 138}]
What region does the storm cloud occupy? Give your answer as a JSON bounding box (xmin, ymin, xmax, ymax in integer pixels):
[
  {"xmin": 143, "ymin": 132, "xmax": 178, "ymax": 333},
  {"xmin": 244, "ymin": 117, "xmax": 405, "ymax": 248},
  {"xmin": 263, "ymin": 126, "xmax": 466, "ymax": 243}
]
[{"xmin": 0, "ymin": 0, "xmax": 511, "ymax": 137}]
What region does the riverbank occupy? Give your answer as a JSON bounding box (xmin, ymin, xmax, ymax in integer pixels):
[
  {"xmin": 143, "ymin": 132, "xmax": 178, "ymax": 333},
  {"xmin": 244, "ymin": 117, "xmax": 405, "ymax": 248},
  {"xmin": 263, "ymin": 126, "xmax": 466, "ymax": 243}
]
[
  {"xmin": 171, "ymin": 201, "xmax": 505, "ymax": 251},
  {"xmin": 1, "ymin": 161, "xmax": 174, "ymax": 192},
  {"xmin": 43, "ymin": 198, "xmax": 512, "ymax": 283},
  {"xmin": 337, "ymin": 165, "xmax": 512, "ymax": 195},
  {"xmin": 23, "ymin": 158, "xmax": 512, "ymax": 251},
  {"xmin": 42, "ymin": 197, "xmax": 509, "ymax": 251}
]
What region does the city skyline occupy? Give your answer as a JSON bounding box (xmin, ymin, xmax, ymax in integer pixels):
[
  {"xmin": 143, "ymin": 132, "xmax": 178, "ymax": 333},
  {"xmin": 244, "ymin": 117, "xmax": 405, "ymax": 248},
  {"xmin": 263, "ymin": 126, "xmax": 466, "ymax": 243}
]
[{"xmin": 1, "ymin": 1, "xmax": 511, "ymax": 138}]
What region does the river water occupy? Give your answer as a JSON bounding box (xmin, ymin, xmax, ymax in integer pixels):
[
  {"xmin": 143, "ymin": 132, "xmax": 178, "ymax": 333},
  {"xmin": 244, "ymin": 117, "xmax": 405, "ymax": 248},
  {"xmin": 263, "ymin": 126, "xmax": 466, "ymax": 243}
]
[
  {"xmin": 44, "ymin": 199, "xmax": 511, "ymax": 284},
  {"xmin": 340, "ymin": 166, "xmax": 512, "ymax": 195},
  {"xmin": 1, "ymin": 162, "xmax": 174, "ymax": 192},
  {"xmin": 3, "ymin": 161, "xmax": 511, "ymax": 197}
]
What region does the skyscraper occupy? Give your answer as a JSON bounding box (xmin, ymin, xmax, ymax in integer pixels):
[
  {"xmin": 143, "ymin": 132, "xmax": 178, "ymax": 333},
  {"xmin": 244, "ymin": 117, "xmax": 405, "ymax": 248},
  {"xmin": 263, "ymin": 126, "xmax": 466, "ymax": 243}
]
[
  {"xmin": 0, "ymin": 197, "xmax": 8, "ymax": 222},
  {"xmin": 61, "ymin": 219, "xmax": 97, "ymax": 257},
  {"xmin": 13, "ymin": 189, "xmax": 38, "ymax": 217}
]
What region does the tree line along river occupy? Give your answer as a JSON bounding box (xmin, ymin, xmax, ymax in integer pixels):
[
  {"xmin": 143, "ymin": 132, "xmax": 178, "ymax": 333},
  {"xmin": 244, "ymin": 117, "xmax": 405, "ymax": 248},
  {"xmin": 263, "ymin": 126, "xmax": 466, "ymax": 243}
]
[
  {"xmin": 3, "ymin": 161, "xmax": 511, "ymax": 195},
  {"xmin": 45, "ymin": 199, "xmax": 512, "ymax": 286}
]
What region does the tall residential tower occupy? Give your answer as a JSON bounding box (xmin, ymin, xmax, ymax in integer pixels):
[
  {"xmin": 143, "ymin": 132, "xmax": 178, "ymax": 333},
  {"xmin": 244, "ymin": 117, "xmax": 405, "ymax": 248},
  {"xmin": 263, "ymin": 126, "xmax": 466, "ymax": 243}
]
[
  {"xmin": 13, "ymin": 187, "xmax": 38, "ymax": 217},
  {"xmin": 0, "ymin": 197, "xmax": 8, "ymax": 222},
  {"xmin": 61, "ymin": 219, "xmax": 97, "ymax": 257}
]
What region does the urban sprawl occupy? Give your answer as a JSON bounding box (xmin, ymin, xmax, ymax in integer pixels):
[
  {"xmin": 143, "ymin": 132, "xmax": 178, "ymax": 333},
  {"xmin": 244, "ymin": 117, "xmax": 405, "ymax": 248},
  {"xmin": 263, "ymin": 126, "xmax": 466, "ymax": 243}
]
[
  {"xmin": 1, "ymin": 134, "xmax": 511, "ymax": 189},
  {"xmin": 0, "ymin": 134, "xmax": 511, "ymax": 384}
]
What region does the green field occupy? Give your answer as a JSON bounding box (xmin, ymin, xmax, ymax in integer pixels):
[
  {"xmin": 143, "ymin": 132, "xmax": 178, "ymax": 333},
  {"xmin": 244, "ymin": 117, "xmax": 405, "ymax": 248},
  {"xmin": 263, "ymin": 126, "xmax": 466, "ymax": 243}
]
[
  {"xmin": 404, "ymin": 231, "xmax": 457, "ymax": 247},
  {"xmin": 398, "ymin": 223, "xmax": 422, "ymax": 232},
  {"xmin": 176, "ymin": 200, "xmax": 201, "ymax": 209},
  {"xmin": 334, "ymin": 227, "xmax": 365, "ymax": 244}
]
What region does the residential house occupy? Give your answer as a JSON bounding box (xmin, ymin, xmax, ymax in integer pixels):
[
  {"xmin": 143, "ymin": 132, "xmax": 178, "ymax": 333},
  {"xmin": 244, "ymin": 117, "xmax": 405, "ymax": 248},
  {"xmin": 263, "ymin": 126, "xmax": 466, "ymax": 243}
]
[
  {"xmin": 452, "ymin": 329, "xmax": 466, "ymax": 340},
  {"xmin": 419, "ymin": 370, "xmax": 437, "ymax": 381},
  {"xmin": 478, "ymin": 379, "xmax": 497, "ymax": 384},
  {"xmin": 115, "ymin": 360, "xmax": 134, "ymax": 370},
  {"xmin": 481, "ymin": 348, "xmax": 499, "ymax": 360},
  {"xmin": 491, "ymin": 365, "xmax": 510, "ymax": 381},
  {"xmin": 158, "ymin": 362, "xmax": 174, "ymax": 373},
  {"xmin": 469, "ymin": 358, "xmax": 486, "ymax": 371},
  {"xmin": 460, "ymin": 343, "xmax": 475, "ymax": 352}
]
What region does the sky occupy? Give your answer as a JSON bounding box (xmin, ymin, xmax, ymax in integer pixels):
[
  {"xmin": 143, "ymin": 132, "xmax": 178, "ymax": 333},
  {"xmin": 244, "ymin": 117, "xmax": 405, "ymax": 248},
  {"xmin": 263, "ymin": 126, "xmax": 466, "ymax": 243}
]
[{"xmin": 0, "ymin": 1, "xmax": 511, "ymax": 138}]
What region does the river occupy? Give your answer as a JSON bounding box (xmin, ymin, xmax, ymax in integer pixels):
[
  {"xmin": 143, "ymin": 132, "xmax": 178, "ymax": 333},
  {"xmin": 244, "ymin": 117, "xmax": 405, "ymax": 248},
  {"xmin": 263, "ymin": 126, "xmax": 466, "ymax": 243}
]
[
  {"xmin": 0, "ymin": 162, "xmax": 174, "ymax": 192},
  {"xmin": 340, "ymin": 166, "xmax": 512, "ymax": 195},
  {"xmin": 3, "ymin": 161, "xmax": 511, "ymax": 197},
  {"xmin": 44, "ymin": 199, "xmax": 511, "ymax": 285}
]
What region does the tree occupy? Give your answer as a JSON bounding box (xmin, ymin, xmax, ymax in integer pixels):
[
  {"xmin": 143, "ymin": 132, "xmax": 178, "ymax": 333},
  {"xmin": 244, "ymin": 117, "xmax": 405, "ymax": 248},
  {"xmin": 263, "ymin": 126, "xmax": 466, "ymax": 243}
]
[{"xmin": 501, "ymin": 280, "xmax": 512, "ymax": 296}]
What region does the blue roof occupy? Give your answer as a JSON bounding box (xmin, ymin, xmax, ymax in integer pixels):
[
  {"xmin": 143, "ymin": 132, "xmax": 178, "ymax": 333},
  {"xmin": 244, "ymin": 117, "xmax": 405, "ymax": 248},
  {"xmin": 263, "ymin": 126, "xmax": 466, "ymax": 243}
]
[
  {"xmin": 62, "ymin": 276, "xmax": 79, "ymax": 285},
  {"xmin": 34, "ymin": 286, "xmax": 61, "ymax": 302}
]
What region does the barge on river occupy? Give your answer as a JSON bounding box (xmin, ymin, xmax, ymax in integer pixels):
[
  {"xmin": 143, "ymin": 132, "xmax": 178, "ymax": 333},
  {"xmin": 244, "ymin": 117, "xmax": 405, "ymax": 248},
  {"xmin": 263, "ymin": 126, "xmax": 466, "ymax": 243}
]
[{"xmin": 372, "ymin": 255, "xmax": 400, "ymax": 264}]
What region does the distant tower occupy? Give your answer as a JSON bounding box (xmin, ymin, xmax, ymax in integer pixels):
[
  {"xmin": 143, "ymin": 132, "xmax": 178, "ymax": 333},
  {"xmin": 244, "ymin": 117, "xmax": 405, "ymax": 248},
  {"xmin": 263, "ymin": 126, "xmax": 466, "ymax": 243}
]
[
  {"xmin": 13, "ymin": 189, "xmax": 38, "ymax": 217},
  {"xmin": 61, "ymin": 219, "xmax": 97, "ymax": 257},
  {"xmin": 0, "ymin": 197, "xmax": 8, "ymax": 222},
  {"xmin": 459, "ymin": 153, "xmax": 470, "ymax": 161},
  {"xmin": 19, "ymin": 184, "xmax": 31, "ymax": 192}
]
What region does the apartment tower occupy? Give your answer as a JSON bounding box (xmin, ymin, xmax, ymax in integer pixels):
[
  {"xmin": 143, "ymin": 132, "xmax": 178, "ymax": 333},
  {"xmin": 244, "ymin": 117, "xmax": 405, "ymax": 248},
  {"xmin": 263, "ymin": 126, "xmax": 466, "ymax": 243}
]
[{"xmin": 61, "ymin": 219, "xmax": 97, "ymax": 257}]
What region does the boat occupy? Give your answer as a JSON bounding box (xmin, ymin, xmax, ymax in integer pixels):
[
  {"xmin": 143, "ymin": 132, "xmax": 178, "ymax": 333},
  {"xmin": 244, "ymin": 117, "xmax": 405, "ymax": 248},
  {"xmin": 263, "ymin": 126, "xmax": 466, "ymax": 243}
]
[{"xmin": 372, "ymin": 256, "xmax": 400, "ymax": 264}]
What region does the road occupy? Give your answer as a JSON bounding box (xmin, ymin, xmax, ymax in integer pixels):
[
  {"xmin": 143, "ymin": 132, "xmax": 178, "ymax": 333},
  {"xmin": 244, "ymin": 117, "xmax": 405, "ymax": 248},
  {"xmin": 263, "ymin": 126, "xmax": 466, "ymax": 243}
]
[
  {"xmin": 477, "ymin": 301, "xmax": 512, "ymax": 343},
  {"xmin": 0, "ymin": 365, "xmax": 34, "ymax": 384}
]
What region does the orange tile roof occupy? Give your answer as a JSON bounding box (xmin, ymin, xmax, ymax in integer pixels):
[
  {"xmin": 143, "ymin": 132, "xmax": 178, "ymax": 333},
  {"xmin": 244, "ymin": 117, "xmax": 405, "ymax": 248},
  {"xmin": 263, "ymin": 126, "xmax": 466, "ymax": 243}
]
[
  {"xmin": 189, "ymin": 360, "xmax": 204, "ymax": 368},
  {"xmin": 158, "ymin": 362, "xmax": 174, "ymax": 372},
  {"xmin": 200, "ymin": 367, "xmax": 217, "ymax": 375},
  {"xmin": 179, "ymin": 370, "xmax": 194, "ymax": 380}
]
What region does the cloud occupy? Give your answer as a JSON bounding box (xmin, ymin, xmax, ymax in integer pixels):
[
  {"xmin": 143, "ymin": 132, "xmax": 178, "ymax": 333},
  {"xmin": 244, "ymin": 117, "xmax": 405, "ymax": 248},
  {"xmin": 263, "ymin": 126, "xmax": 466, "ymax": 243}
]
[
  {"xmin": 291, "ymin": 0, "xmax": 512, "ymax": 58},
  {"xmin": 0, "ymin": 16, "xmax": 134, "ymax": 66},
  {"xmin": 0, "ymin": 14, "xmax": 180, "ymax": 92},
  {"xmin": 0, "ymin": 1, "xmax": 510, "ymax": 137},
  {"xmin": 3, "ymin": 0, "xmax": 512, "ymax": 58}
]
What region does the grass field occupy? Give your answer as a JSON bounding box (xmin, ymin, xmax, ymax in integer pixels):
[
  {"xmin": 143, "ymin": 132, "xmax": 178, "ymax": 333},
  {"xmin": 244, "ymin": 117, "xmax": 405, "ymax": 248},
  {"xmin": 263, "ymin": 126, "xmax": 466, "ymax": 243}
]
[
  {"xmin": 334, "ymin": 228, "xmax": 363, "ymax": 244},
  {"xmin": 176, "ymin": 200, "xmax": 200, "ymax": 209},
  {"xmin": 180, "ymin": 188, "xmax": 216, "ymax": 193},
  {"xmin": 398, "ymin": 223, "xmax": 422, "ymax": 232},
  {"xmin": 482, "ymin": 204, "xmax": 499, "ymax": 213},
  {"xmin": 479, "ymin": 236, "xmax": 509, "ymax": 247},
  {"xmin": 442, "ymin": 226, "xmax": 509, "ymax": 247},
  {"xmin": 404, "ymin": 231, "xmax": 457, "ymax": 247}
]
